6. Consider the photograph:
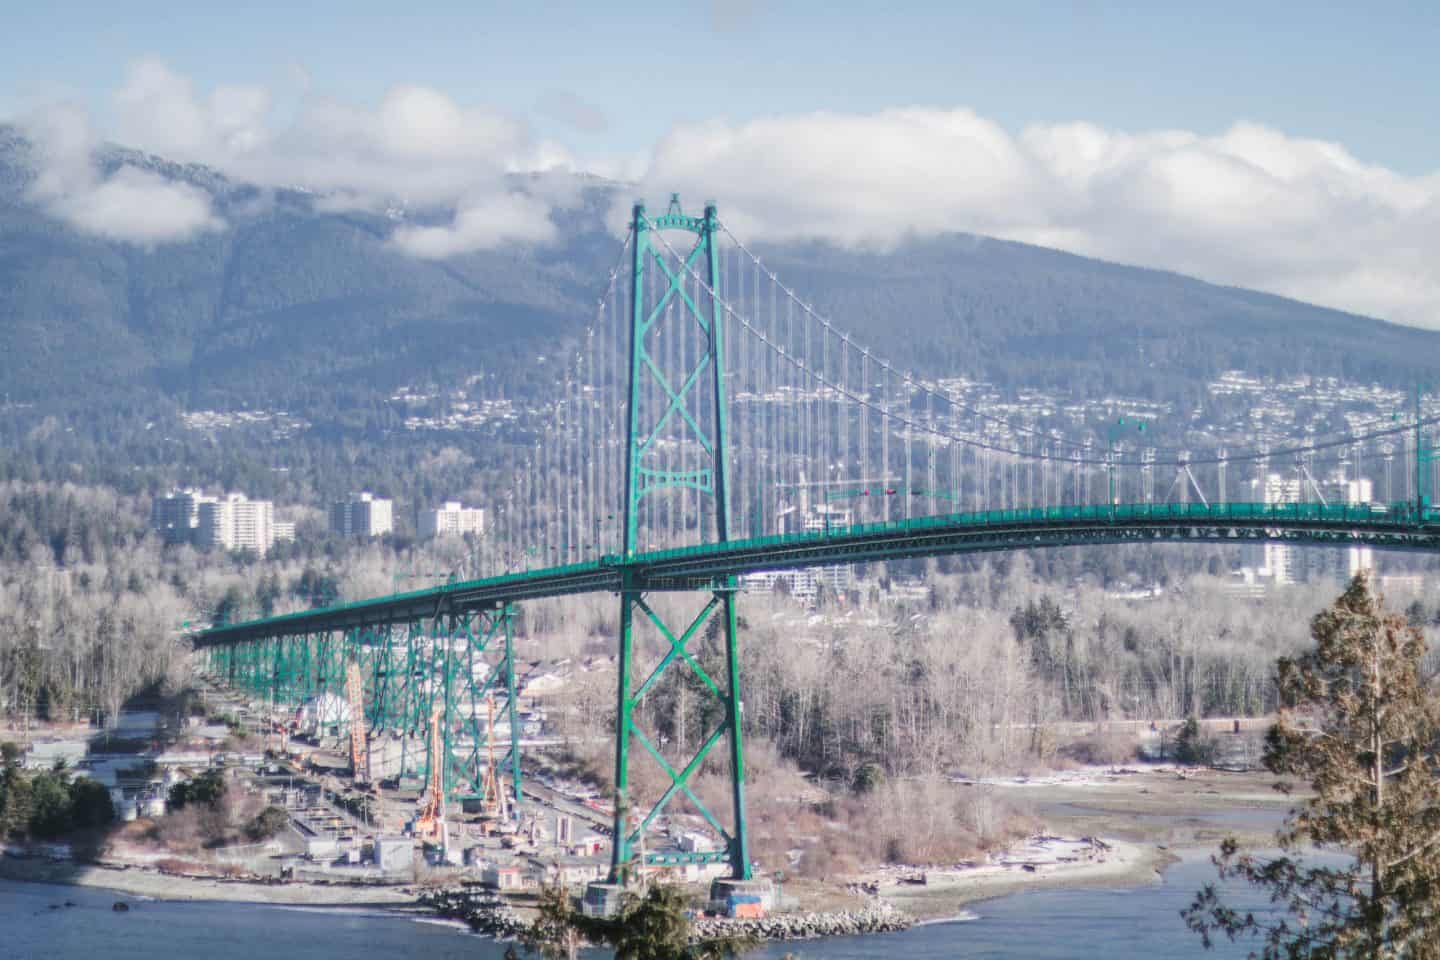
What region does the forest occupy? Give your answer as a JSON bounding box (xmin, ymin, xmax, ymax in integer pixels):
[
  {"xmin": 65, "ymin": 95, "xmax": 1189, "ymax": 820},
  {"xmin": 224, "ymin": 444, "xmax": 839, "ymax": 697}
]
[{"xmin": 6, "ymin": 473, "xmax": 1437, "ymax": 746}]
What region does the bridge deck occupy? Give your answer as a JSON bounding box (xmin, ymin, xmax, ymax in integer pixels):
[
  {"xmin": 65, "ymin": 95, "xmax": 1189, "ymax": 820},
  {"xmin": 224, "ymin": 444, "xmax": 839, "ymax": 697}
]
[{"xmin": 194, "ymin": 500, "xmax": 1439, "ymax": 645}]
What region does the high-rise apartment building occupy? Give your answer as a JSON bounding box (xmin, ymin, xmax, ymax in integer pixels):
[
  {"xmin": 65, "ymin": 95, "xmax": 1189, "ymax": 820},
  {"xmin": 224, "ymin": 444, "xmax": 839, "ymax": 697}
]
[
  {"xmin": 1260, "ymin": 473, "xmax": 1302, "ymax": 584},
  {"xmin": 418, "ymin": 501, "xmax": 485, "ymax": 538},
  {"xmin": 1251, "ymin": 473, "xmax": 1378, "ymax": 585},
  {"xmin": 151, "ymin": 489, "xmax": 216, "ymax": 545},
  {"xmin": 331, "ymin": 492, "xmax": 394, "ymax": 538},
  {"xmin": 1342, "ymin": 478, "xmax": 1375, "ymax": 582},
  {"xmin": 196, "ymin": 493, "xmax": 278, "ymax": 555}
]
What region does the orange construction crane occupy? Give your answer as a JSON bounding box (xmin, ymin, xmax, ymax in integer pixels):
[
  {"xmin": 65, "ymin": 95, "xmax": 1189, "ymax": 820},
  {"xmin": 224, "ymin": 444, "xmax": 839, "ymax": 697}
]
[
  {"xmin": 414, "ymin": 705, "xmax": 445, "ymax": 840},
  {"xmin": 345, "ymin": 662, "xmax": 370, "ymax": 783},
  {"xmin": 479, "ymin": 694, "xmax": 502, "ymax": 818}
]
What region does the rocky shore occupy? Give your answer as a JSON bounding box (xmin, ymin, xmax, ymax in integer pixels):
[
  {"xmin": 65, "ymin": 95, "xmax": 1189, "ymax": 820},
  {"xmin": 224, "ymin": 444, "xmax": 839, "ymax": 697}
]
[
  {"xmin": 420, "ymin": 883, "xmax": 913, "ymax": 945},
  {"xmin": 417, "ymin": 887, "xmax": 528, "ymax": 939},
  {"xmin": 692, "ymin": 903, "xmax": 912, "ymax": 941}
]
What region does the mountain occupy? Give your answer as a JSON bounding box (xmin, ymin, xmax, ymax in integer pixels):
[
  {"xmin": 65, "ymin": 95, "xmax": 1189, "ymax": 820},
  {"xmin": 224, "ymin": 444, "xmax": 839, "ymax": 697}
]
[{"xmin": 2, "ymin": 126, "xmax": 1436, "ymax": 423}]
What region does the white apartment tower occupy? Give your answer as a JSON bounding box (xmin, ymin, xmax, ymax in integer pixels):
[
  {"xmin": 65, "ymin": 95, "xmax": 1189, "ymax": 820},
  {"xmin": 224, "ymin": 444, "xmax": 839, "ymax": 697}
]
[
  {"xmin": 1260, "ymin": 473, "xmax": 1302, "ymax": 585},
  {"xmin": 1253, "ymin": 473, "xmax": 1377, "ymax": 585},
  {"xmin": 1342, "ymin": 478, "xmax": 1375, "ymax": 581},
  {"xmin": 331, "ymin": 492, "xmax": 394, "ymax": 538},
  {"xmin": 419, "ymin": 501, "xmax": 485, "ymax": 538},
  {"xmin": 196, "ymin": 493, "xmax": 278, "ymax": 555}
]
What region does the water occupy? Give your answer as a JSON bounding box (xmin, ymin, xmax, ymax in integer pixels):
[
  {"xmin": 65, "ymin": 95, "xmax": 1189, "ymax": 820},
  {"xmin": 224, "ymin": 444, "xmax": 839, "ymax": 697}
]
[
  {"xmin": 3, "ymin": 856, "xmax": 1269, "ymax": 959},
  {"xmin": 1042, "ymin": 800, "xmax": 1291, "ymax": 836},
  {"xmin": 751, "ymin": 855, "xmax": 1260, "ymax": 958},
  {"xmin": 1, "ymin": 881, "xmax": 513, "ymax": 960}
]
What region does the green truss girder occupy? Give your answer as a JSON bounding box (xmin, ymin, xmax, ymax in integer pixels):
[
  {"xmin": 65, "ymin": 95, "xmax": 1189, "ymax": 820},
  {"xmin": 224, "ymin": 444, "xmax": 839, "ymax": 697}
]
[
  {"xmin": 205, "ymin": 606, "xmax": 523, "ymax": 809},
  {"xmin": 197, "ymin": 505, "xmax": 1440, "ymax": 647},
  {"xmin": 423, "ymin": 607, "xmax": 523, "ymax": 807}
]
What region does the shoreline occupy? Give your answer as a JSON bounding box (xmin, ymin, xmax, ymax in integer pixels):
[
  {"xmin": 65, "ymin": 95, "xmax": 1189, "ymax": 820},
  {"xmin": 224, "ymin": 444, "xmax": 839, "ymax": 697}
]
[
  {"xmin": 2, "ymin": 766, "xmax": 1292, "ymax": 935},
  {"xmin": 876, "ymin": 765, "xmax": 1296, "ymax": 922},
  {"xmin": 0, "ymin": 856, "xmax": 420, "ymax": 907},
  {"xmin": 877, "ymin": 838, "xmax": 1177, "ymax": 921},
  {"xmin": 1, "ymin": 835, "xmax": 1179, "ymax": 923}
]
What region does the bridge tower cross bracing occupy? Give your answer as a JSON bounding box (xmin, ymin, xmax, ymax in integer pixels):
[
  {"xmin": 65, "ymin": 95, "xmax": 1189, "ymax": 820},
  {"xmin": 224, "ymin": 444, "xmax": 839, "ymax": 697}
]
[{"xmin": 611, "ymin": 196, "xmax": 752, "ymax": 883}]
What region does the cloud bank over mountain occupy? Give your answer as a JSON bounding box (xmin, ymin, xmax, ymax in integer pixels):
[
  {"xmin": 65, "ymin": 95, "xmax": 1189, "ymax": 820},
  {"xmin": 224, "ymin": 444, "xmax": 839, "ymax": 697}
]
[
  {"xmin": 636, "ymin": 109, "xmax": 1440, "ymax": 329},
  {"xmin": 13, "ymin": 61, "xmax": 1440, "ymax": 327},
  {"xmin": 25, "ymin": 101, "xmax": 222, "ymax": 244},
  {"xmin": 20, "ymin": 59, "xmax": 575, "ymax": 255}
]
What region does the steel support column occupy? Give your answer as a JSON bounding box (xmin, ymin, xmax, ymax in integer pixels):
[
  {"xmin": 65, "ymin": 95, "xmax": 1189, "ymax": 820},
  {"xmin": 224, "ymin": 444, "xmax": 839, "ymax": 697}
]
[{"xmin": 503, "ymin": 605, "xmax": 523, "ymax": 809}]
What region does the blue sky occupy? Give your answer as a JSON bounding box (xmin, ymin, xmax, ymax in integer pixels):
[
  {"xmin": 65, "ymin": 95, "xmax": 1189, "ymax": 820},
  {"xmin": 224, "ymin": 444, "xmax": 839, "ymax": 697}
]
[
  {"xmin": 6, "ymin": 1, "xmax": 1437, "ymax": 173},
  {"xmin": 7, "ymin": 2, "xmax": 1440, "ymax": 327}
]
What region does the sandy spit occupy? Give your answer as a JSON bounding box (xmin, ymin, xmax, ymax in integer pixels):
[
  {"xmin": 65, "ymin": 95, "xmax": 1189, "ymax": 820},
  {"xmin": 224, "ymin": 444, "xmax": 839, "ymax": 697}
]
[{"xmin": 0, "ymin": 857, "xmax": 419, "ymax": 906}]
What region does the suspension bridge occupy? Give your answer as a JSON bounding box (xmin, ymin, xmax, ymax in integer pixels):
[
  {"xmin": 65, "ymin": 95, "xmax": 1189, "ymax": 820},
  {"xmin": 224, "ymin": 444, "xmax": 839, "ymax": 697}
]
[{"xmin": 194, "ymin": 195, "xmax": 1440, "ymax": 891}]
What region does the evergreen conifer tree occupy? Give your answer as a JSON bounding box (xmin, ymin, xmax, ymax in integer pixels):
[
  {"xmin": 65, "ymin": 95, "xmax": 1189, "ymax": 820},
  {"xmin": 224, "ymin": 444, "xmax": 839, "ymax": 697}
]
[{"xmin": 1185, "ymin": 573, "xmax": 1440, "ymax": 957}]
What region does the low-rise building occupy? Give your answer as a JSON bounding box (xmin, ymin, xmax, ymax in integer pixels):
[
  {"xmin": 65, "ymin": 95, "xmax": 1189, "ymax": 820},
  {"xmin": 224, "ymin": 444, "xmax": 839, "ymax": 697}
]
[
  {"xmin": 481, "ymin": 861, "xmax": 530, "ymax": 891},
  {"xmin": 533, "ymin": 855, "xmax": 607, "ymax": 887},
  {"xmin": 373, "ymin": 836, "xmax": 413, "ymax": 870}
]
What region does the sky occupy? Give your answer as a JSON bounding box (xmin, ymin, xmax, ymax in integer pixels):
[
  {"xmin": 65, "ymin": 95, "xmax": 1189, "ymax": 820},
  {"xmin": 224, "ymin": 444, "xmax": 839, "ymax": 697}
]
[{"xmin": 5, "ymin": 1, "xmax": 1440, "ymax": 326}]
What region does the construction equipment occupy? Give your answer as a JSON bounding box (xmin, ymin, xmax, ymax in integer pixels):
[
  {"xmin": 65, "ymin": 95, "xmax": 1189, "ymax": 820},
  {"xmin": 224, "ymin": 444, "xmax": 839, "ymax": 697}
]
[
  {"xmin": 345, "ymin": 661, "xmax": 370, "ymax": 783},
  {"xmin": 478, "ymin": 694, "xmax": 503, "ymax": 818},
  {"xmin": 414, "ymin": 706, "xmax": 445, "ymax": 840}
]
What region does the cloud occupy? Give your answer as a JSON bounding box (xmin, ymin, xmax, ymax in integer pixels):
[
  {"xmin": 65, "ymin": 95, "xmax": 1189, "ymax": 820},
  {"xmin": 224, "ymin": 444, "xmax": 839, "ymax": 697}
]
[
  {"xmin": 23, "ymin": 101, "xmax": 222, "ymax": 244},
  {"xmin": 53, "ymin": 167, "xmax": 221, "ymax": 243},
  {"xmin": 113, "ymin": 59, "xmax": 272, "ymax": 159},
  {"xmin": 23, "ymin": 59, "xmax": 576, "ymax": 255},
  {"xmin": 536, "ymin": 89, "xmax": 608, "ymax": 135},
  {"xmin": 108, "ymin": 59, "xmax": 573, "ymax": 209},
  {"xmin": 100, "ymin": 59, "xmax": 579, "ymax": 256},
  {"xmin": 19, "ymin": 62, "xmax": 1440, "ymax": 325},
  {"xmin": 710, "ymin": 0, "xmax": 760, "ymax": 32},
  {"xmin": 392, "ymin": 191, "xmax": 558, "ymax": 258},
  {"xmin": 634, "ymin": 109, "xmax": 1440, "ymax": 328}
]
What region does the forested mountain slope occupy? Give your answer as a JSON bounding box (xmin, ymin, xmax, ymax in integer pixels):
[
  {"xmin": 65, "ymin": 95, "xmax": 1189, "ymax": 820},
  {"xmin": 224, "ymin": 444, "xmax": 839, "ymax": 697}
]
[{"xmin": 1, "ymin": 125, "xmax": 1435, "ymax": 421}]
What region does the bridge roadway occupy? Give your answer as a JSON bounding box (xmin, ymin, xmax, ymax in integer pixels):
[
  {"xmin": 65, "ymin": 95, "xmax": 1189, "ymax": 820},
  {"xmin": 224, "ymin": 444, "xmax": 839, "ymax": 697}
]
[{"xmin": 194, "ymin": 499, "xmax": 1440, "ymax": 646}]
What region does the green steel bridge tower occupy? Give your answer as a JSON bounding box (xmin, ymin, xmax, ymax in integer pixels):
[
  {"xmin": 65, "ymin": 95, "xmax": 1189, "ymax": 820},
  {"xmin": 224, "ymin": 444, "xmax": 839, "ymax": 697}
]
[{"xmin": 611, "ymin": 196, "xmax": 750, "ymax": 882}]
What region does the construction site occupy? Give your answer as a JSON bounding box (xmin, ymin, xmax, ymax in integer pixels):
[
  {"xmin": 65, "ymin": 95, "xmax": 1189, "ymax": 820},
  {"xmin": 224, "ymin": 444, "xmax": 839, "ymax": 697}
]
[{"xmin": 182, "ymin": 651, "xmax": 762, "ymax": 917}]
